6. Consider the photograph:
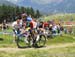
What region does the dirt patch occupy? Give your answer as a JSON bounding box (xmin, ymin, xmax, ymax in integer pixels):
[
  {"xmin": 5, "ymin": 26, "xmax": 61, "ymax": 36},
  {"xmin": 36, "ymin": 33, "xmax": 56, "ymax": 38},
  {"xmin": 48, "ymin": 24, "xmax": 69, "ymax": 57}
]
[{"xmin": 0, "ymin": 42, "xmax": 75, "ymax": 52}]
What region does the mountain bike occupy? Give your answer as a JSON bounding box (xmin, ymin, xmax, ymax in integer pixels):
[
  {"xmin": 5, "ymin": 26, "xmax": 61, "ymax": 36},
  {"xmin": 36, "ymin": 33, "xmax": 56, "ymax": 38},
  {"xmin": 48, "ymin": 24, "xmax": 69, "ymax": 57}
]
[{"xmin": 16, "ymin": 29, "xmax": 46, "ymax": 48}]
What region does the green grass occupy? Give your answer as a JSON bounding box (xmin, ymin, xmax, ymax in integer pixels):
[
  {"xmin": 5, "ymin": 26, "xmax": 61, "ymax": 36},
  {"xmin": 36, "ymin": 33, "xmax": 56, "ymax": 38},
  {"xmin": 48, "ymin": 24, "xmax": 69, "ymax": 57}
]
[
  {"xmin": 0, "ymin": 34, "xmax": 16, "ymax": 48},
  {"xmin": 46, "ymin": 34, "xmax": 75, "ymax": 45},
  {"xmin": 0, "ymin": 28, "xmax": 16, "ymax": 48},
  {"xmin": 1, "ymin": 13, "xmax": 75, "ymax": 57},
  {"xmin": 0, "ymin": 28, "xmax": 75, "ymax": 48},
  {"xmin": 43, "ymin": 13, "xmax": 75, "ymax": 21}
]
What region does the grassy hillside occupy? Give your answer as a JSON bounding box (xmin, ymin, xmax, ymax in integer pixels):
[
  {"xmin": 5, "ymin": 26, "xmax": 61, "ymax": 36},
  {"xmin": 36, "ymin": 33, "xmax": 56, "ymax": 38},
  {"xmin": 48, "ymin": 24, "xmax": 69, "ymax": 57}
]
[{"xmin": 43, "ymin": 13, "xmax": 75, "ymax": 21}]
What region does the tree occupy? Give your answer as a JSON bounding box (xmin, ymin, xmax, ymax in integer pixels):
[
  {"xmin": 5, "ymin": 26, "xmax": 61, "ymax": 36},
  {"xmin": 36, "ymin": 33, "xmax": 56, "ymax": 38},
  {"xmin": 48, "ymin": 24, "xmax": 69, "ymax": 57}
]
[
  {"xmin": 26, "ymin": 7, "xmax": 31, "ymax": 15},
  {"xmin": 0, "ymin": 5, "xmax": 42, "ymax": 23},
  {"xmin": 30, "ymin": 7, "xmax": 35, "ymax": 17},
  {"xmin": 35, "ymin": 10, "xmax": 41, "ymax": 18},
  {"xmin": 20, "ymin": 7, "xmax": 26, "ymax": 13},
  {"xmin": 15, "ymin": 6, "xmax": 21, "ymax": 16}
]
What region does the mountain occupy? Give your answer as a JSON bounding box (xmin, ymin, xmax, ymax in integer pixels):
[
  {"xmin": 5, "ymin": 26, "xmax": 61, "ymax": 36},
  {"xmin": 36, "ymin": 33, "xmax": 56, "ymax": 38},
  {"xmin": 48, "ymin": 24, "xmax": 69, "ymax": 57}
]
[
  {"xmin": 0, "ymin": 0, "xmax": 75, "ymax": 14},
  {"xmin": 0, "ymin": 0, "xmax": 16, "ymax": 6},
  {"xmin": 18, "ymin": 0, "xmax": 75, "ymax": 14}
]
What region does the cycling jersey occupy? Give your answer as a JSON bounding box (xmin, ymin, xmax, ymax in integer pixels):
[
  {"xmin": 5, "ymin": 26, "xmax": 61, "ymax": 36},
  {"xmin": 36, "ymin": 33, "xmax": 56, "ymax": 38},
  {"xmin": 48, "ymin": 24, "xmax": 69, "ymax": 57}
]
[
  {"xmin": 30, "ymin": 20, "xmax": 37, "ymax": 29},
  {"xmin": 12, "ymin": 21, "xmax": 22, "ymax": 30}
]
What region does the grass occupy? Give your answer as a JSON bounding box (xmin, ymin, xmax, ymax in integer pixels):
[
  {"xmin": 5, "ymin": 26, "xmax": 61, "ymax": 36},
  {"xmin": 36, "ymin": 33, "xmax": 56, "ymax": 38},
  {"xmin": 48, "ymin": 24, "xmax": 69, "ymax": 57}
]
[
  {"xmin": 0, "ymin": 22, "xmax": 75, "ymax": 57},
  {"xmin": 0, "ymin": 14, "xmax": 75, "ymax": 57},
  {"xmin": 43, "ymin": 13, "xmax": 75, "ymax": 21},
  {"xmin": 46, "ymin": 34, "xmax": 75, "ymax": 45},
  {"xmin": 0, "ymin": 28, "xmax": 16, "ymax": 48},
  {"xmin": 0, "ymin": 34, "xmax": 16, "ymax": 48},
  {"xmin": 0, "ymin": 28, "xmax": 75, "ymax": 48},
  {"xmin": 0, "ymin": 45, "xmax": 75, "ymax": 57}
]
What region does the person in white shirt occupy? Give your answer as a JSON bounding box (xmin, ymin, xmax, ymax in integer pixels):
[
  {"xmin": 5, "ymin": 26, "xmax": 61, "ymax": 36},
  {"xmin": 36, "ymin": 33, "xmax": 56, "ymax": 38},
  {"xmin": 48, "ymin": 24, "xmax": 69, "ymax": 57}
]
[
  {"xmin": 12, "ymin": 17, "xmax": 22, "ymax": 42},
  {"xmin": 52, "ymin": 24, "xmax": 57, "ymax": 36}
]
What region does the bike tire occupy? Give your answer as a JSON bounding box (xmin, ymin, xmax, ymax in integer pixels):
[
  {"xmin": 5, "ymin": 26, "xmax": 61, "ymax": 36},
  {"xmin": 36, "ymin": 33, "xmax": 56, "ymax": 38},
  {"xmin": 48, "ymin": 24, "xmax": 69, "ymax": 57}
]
[
  {"xmin": 16, "ymin": 36, "xmax": 30, "ymax": 48},
  {"xmin": 36, "ymin": 35, "xmax": 46, "ymax": 47}
]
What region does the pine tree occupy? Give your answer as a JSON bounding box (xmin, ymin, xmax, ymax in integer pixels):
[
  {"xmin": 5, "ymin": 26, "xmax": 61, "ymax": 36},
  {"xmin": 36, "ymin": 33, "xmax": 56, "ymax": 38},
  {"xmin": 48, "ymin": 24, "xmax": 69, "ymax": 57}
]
[{"xmin": 35, "ymin": 10, "xmax": 41, "ymax": 18}]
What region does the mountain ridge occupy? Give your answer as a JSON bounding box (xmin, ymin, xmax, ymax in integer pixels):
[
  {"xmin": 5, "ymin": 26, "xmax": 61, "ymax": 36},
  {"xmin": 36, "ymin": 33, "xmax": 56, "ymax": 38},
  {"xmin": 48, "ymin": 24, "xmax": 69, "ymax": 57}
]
[
  {"xmin": 0, "ymin": 0, "xmax": 16, "ymax": 6},
  {"xmin": 0, "ymin": 0, "xmax": 75, "ymax": 14},
  {"xmin": 18, "ymin": 0, "xmax": 75, "ymax": 14}
]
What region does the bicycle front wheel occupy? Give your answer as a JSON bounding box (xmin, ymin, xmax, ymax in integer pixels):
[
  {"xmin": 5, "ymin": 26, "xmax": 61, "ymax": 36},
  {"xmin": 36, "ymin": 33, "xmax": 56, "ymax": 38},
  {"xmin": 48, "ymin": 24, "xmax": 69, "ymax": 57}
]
[
  {"xmin": 36, "ymin": 35, "xmax": 46, "ymax": 47},
  {"xmin": 16, "ymin": 36, "xmax": 30, "ymax": 48}
]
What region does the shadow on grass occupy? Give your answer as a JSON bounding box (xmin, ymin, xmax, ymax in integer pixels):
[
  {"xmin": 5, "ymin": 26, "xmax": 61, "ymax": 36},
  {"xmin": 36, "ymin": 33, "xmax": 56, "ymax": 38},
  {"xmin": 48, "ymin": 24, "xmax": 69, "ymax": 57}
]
[
  {"xmin": 33, "ymin": 45, "xmax": 46, "ymax": 48},
  {"xmin": 18, "ymin": 46, "xmax": 32, "ymax": 49},
  {"xmin": 0, "ymin": 38, "xmax": 4, "ymax": 41},
  {"xmin": 18, "ymin": 45, "xmax": 46, "ymax": 49}
]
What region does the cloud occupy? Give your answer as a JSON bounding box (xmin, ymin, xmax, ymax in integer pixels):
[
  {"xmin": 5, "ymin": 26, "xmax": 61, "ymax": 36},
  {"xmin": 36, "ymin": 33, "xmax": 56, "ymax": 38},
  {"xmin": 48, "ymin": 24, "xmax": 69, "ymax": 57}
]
[
  {"xmin": 7, "ymin": 0, "xmax": 18, "ymax": 3},
  {"xmin": 6, "ymin": 0, "xmax": 63, "ymax": 4},
  {"xmin": 7, "ymin": 0, "xmax": 24, "ymax": 3},
  {"xmin": 31, "ymin": 0, "xmax": 63, "ymax": 4}
]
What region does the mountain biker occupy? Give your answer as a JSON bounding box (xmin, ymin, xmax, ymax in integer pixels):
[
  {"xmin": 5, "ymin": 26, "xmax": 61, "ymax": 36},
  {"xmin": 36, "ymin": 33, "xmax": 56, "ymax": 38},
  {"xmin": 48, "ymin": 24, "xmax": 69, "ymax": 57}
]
[
  {"xmin": 12, "ymin": 13, "xmax": 27, "ymax": 35},
  {"xmin": 12, "ymin": 13, "xmax": 27, "ymax": 31},
  {"xmin": 12, "ymin": 16, "xmax": 22, "ymax": 42},
  {"xmin": 22, "ymin": 15, "xmax": 38, "ymax": 45}
]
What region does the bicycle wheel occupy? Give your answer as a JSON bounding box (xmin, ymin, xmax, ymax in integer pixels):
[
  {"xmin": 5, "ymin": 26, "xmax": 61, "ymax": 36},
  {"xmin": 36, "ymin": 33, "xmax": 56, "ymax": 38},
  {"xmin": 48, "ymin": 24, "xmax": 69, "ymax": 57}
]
[
  {"xmin": 36, "ymin": 35, "xmax": 46, "ymax": 47},
  {"xmin": 16, "ymin": 36, "xmax": 30, "ymax": 48}
]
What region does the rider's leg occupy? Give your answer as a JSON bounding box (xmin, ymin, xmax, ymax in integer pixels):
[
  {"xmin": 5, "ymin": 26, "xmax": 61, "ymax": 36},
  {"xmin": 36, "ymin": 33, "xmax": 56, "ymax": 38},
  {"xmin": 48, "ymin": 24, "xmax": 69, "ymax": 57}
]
[{"xmin": 13, "ymin": 29, "xmax": 17, "ymax": 42}]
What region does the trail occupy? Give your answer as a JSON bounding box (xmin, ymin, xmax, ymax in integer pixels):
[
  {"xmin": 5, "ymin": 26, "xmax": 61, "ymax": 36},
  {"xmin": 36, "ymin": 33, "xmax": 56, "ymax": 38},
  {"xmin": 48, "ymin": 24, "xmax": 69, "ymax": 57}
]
[{"xmin": 0, "ymin": 42, "xmax": 75, "ymax": 51}]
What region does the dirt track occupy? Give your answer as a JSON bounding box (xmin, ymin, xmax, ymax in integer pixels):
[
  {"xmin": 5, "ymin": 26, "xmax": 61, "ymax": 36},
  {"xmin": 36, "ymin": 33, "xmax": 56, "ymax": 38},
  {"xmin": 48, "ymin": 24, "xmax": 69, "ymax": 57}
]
[{"xmin": 0, "ymin": 42, "xmax": 75, "ymax": 51}]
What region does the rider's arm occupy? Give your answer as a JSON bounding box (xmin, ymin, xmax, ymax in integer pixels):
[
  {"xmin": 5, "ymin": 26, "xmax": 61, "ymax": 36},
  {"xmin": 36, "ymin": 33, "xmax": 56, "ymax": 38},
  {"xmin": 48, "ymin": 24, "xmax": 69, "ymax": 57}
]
[{"xmin": 12, "ymin": 22, "xmax": 16, "ymax": 29}]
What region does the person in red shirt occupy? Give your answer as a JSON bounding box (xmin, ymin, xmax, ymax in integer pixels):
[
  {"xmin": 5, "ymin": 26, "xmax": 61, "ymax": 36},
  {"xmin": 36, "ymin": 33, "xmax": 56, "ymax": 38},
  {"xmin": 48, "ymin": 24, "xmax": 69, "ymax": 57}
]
[
  {"xmin": 30, "ymin": 19, "xmax": 37, "ymax": 29},
  {"xmin": 43, "ymin": 21, "xmax": 49, "ymax": 30}
]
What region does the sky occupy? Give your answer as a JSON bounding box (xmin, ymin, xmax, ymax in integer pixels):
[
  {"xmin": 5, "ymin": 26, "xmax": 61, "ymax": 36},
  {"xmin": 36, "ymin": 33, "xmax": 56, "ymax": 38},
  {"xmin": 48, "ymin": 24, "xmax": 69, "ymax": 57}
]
[
  {"xmin": 31, "ymin": 0, "xmax": 63, "ymax": 4},
  {"xmin": 6, "ymin": 0, "xmax": 64, "ymax": 4}
]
